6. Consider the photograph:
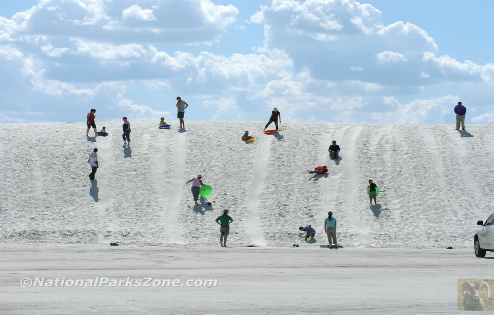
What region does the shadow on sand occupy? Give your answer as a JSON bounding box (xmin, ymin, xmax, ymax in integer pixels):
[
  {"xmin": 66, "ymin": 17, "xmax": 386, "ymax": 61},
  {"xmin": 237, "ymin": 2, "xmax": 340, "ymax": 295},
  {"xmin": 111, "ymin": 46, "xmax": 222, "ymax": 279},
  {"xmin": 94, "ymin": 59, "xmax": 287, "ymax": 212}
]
[
  {"xmin": 370, "ymin": 204, "xmax": 382, "ymax": 217},
  {"xmin": 273, "ymin": 131, "xmax": 284, "ymax": 141},
  {"xmin": 90, "ymin": 179, "xmax": 99, "ymax": 202},
  {"xmin": 123, "ymin": 145, "xmax": 132, "ymax": 158},
  {"xmin": 458, "ymin": 130, "xmax": 474, "ymax": 138},
  {"xmin": 309, "ymin": 173, "xmax": 328, "ymax": 181},
  {"xmin": 87, "ymin": 136, "xmax": 97, "ymax": 142},
  {"xmin": 330, "ymin": 155, "xmax": 342, "ymax": 165}
]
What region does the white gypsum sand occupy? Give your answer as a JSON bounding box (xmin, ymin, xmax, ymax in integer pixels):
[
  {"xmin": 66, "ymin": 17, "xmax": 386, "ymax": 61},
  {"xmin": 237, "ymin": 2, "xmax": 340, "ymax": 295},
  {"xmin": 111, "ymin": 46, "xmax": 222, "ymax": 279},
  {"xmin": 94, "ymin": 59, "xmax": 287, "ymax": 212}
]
[{"xmin": 0, "ymin": 122, "xmax": 491, "ymax": 248}]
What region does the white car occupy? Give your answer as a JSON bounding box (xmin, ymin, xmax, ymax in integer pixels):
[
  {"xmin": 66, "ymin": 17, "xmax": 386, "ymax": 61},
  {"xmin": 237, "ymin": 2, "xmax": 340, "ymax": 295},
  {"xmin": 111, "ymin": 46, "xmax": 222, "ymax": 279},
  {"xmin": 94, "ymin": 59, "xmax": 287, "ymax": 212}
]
[{"xmin": 474, "ymin": 213, "xmax": 494, "ymax": 257}]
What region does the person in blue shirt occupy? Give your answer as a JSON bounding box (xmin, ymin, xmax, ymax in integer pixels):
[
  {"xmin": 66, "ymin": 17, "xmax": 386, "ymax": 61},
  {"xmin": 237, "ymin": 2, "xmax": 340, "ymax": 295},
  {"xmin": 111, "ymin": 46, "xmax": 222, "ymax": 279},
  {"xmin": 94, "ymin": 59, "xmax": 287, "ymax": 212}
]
[
  {"xmin": 299, "ymin": 225, "xmax": 316, "ymax": 242},
  {"xmin": 324, "ymin": 211, "xmax": 337, "ymax": 248}
]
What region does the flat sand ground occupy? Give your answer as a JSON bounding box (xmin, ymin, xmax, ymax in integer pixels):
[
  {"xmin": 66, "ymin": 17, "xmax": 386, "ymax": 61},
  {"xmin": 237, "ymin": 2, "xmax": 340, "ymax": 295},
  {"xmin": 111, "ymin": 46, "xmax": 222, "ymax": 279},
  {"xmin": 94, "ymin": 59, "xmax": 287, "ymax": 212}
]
[{"xmin": 0, "ymin": 245, "xmax": 492, "ymax": 314}]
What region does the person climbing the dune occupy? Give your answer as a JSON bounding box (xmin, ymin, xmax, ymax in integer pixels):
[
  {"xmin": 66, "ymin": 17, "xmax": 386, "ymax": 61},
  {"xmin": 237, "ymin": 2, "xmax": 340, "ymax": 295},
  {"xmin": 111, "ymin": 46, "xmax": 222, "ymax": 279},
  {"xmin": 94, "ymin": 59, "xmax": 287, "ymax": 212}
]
[
  {"xmin": 86, "ymin": 108, "xmax": 97, "ymax": 137},
  {"xmin": 122, "ymin": 117, "xmax": 131, "ymax": 146},
  {"xmin": 328, "ymin": 140, "xmax": 341, "ymax": 160},
  {"xmin": 324, "ymin": 211, "xmax": 337, "ymax": 249},
  {"xmin": 176, "ymin": 96, "xmax": 189, "ymax": 131},
  {"xmin": 368, "ymin": 179, "xmax": 378, "ymax": 205},
  {"xmin": 264, "ymin": 107, "xmax": 281, "ymax": 131},
  {"xmin": 216, "ymin": 209, "xmax": 233, "ymax": 247},
  {"xmin": 454, "ymin": 101, "xmax": 467, "ymax": 131},
  {"xmin": 186, "ymin": 175, "xmax": 203, "ymax": 206},
  {"xmin": 88, "ymin": 148, "xmax": 99, "ymax": 181}
]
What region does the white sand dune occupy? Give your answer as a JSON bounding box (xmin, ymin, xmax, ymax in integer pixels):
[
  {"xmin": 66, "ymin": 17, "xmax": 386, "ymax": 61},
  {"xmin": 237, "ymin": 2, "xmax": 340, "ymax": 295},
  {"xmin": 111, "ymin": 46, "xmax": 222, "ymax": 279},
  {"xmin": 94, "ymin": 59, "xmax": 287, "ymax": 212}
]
[{"xmin": 0, "ymin": 122, "xmax": 492, "ymax": 248}]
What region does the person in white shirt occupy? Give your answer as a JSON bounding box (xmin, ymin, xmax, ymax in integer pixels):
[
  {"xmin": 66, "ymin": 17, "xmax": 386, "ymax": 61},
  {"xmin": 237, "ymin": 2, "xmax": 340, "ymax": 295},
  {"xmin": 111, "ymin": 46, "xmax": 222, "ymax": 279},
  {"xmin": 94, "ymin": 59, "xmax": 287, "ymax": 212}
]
[{"xmin": 88, "ymin": 148, "xmax": 99, "ymax": 180}]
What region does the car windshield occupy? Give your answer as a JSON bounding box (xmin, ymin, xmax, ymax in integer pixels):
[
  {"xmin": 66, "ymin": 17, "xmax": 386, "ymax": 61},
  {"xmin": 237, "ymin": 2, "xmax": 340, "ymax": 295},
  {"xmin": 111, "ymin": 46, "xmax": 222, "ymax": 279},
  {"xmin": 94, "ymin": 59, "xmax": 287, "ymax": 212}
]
[{"xmin": 486, "ymin": 214, "xmax": 494, "ymax": 226}]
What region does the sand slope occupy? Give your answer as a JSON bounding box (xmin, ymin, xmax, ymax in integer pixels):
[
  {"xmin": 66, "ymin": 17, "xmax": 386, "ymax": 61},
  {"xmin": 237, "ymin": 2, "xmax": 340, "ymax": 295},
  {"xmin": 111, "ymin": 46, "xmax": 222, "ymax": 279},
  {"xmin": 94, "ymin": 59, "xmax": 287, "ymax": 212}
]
[{"xmin": 0, "ymin": 122, "xmax": 491, "ymax": 248}]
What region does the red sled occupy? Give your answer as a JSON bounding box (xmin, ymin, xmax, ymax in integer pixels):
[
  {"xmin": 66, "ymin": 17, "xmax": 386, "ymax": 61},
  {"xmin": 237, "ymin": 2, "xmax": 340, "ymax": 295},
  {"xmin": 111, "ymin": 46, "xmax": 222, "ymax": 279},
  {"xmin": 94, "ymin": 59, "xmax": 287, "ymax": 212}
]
[
  {"xmin": 314, "ymin": 165, "xmax": 328, "ymax": 174},
  {"xmin": 264, "ymin": 129, "xmax": 277, "ymax": 135}
]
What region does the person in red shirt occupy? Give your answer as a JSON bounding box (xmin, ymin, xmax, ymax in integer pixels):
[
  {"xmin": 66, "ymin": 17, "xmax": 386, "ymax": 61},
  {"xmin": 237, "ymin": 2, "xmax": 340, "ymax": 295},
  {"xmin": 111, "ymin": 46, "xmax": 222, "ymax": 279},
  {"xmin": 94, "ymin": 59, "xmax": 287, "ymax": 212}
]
[{"xmin": 86, "ymin": 108, "xmax": 97, "ymax": 137}]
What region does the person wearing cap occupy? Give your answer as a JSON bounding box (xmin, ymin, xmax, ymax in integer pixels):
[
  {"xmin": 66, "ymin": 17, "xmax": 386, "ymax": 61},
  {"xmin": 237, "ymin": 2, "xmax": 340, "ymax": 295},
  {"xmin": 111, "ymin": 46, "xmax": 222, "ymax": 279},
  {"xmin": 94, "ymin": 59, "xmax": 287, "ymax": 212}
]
[
  {"xmin": 122, "ymin": 117, "xmax": 131, "ymax": 145},
  {"xmin": 186, "ymin": 175, "xmax": 203, "ymax": 205},
  {"xmin": 176, "ymin": 96, "xmax": 189, "ymax": 131},
  {"xmin": 264, "ymin": 107, "xmax": 282, "ymax": 131},
  {"xmin": 324, "ymin": 211, "xmax": 337, "ymax": 248},
  {"xmin": 86, "ymin": 108, "xmax": 97, "ymax": 137},
  {"xmin": 216, "ymin": 209, "xmax": 233, "ymax": 247}
]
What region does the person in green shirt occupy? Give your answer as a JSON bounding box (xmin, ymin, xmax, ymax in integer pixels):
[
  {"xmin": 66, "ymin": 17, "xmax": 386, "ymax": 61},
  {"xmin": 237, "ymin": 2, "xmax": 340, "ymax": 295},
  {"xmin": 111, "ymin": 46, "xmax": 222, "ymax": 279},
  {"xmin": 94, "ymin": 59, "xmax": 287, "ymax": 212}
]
[
  {"xmin": 216, "ymin": 210, "xmax": 233, "ymax": 247},
  {"xmin": 368, "ymin": 179, "xmax": 378, "ymax": 205}
]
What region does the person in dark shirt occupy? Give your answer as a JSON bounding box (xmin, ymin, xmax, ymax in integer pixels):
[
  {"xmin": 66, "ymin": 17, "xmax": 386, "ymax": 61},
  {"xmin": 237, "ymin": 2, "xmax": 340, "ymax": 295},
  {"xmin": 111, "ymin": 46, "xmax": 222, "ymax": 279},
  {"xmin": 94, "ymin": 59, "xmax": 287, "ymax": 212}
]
[
  {"xmin": 368, "ymin": 179, "xmax": 378, "ymax": 205},
  {"xmin": 454, "ymin": 101, "xmax": 467, "ymax": 131},
  {"xmin": 328, "ymin": 140, "xmax": 341, "ymax": 160},
  {"xmin": 216, "ymin": 210, "xmax": 233, "ymax": 247},
  {"xmin": 264, "ymin": 107, "xmax": 281, "ymax": 131},
  {"xmin": 122, "ymin": 117, "xmax": 131, "ymax": 145},
  {"xmin": 299, "ymin": 225, "xmax": 316, "ymax": 242}
]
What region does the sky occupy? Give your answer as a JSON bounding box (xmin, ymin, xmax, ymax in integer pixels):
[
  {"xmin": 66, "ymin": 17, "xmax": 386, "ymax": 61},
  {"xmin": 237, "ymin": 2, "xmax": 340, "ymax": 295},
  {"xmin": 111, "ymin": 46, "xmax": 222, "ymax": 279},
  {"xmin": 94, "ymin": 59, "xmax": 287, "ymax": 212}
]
[{"xmin": 0, "ymin": 0, "xmax": 493, "ymax": 123}]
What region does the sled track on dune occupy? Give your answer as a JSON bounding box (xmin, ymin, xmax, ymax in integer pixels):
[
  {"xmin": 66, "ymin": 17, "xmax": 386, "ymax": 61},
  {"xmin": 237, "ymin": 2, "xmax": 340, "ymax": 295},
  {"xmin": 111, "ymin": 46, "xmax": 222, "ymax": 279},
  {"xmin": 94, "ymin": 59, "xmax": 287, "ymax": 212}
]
[{"xmin": 244, "ymin": 135, "xmax": 272, "ymax": 246}]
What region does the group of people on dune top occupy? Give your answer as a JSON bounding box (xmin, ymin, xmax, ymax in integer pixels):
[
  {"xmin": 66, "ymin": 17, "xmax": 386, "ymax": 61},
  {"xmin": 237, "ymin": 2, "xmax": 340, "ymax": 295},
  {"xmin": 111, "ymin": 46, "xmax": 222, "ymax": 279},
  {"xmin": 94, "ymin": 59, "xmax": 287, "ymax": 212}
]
[{"xmin": 84, "ymin": 99, "xmax": 468, "ymax": 248}]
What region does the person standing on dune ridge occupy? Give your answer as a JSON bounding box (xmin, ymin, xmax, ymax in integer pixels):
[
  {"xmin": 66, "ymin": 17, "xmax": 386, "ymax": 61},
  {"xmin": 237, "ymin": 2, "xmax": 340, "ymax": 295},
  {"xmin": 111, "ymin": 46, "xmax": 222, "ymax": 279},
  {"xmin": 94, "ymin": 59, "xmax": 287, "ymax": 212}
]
[
  {"xmin": 454, "ymin": 101, "xmax": 467, "ymax": 131},
  {"xmin": 86, "ymin": 108, "xmax": 97, "ymax": 137},
  {"xmin": 122, "ymin": 117, "xmax": 131, "ymax": 146},
  {"xmin": 264, "ymin": 107, "xmax": 281, "ymax": 131},
  {"xmin": 176, "ymin": 96, "xmax": 189, "ymax": 131}
]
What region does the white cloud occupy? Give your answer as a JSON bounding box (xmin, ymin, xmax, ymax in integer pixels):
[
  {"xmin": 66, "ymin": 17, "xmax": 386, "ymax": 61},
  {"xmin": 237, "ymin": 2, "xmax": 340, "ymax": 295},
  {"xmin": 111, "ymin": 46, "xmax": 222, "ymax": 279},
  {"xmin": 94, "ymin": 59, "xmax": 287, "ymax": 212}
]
[
  {"xmin": 1, "ymin": 0, "xmax": 494, "ymax": 123},
  {"xmin": 122, "ymin": 5, "xmax": 156, "ymax": 22},
  {"xmin": 251, "ymin": 0, "xmax": 446, "ymax": 85},
  {"xmin": 377, "ymin": 51, "xmax": 407, "ymax": 64},
  {"xmin": 5, "ymin": 0, "xmax": 238, "ymax": 44}
]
